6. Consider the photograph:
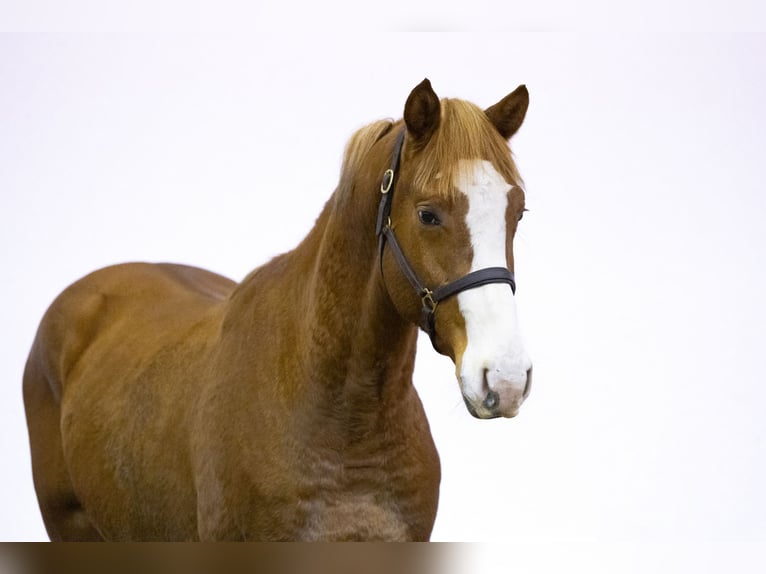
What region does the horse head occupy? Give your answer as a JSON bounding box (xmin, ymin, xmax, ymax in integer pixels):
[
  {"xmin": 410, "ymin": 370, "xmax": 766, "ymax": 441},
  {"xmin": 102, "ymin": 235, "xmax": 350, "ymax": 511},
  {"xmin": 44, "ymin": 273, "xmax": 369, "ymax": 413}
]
[{"xmin": 379, "ymin": 79, "xmax": 532, "ymax": 419}]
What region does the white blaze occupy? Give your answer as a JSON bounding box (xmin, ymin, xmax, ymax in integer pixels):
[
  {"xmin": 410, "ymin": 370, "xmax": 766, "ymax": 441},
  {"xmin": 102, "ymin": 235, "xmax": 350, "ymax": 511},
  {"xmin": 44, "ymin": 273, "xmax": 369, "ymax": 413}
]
[{"xmin": 456, "ymin": 160, "xmax": 531, "ymax": 416}]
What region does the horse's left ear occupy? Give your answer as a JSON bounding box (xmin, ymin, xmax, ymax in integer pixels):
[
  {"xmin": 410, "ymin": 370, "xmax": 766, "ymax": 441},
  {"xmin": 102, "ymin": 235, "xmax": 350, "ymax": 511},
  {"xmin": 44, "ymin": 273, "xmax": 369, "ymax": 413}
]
[
  {"xmin": 404, "ymin": 78, "xmax": 441, "ymax": 147},
  {"xmin": 485, "ymin": 85, "xmax": 529, "ymax": 140}
]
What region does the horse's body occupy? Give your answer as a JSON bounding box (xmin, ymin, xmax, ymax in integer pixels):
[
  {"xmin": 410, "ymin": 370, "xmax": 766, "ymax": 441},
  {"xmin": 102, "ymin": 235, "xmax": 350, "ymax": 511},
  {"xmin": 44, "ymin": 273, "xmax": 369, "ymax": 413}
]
[{"xmin": 24, "ymin": 80, "xmax": 532, "ymax": 541}]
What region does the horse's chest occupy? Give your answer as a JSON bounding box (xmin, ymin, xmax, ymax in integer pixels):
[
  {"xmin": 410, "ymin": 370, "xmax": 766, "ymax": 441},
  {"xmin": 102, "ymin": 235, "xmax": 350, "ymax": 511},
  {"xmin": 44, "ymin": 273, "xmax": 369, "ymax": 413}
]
[
  {"xmin": 289, "ymin": 449, "xmax": 439, "ymax": 541},
  {"xmin": 298, "ymin": 492, "xmax": 411, "ymax": 541},
  {"xmin": 198, "ymin": 401, "xmax": 441, "ymax": 540}
]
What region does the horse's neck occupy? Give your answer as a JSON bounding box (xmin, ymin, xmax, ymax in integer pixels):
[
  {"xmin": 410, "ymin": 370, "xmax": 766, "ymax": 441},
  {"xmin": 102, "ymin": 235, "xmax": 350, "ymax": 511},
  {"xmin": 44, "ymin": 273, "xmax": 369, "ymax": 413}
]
[{"xmin": 223, "ymin": 188, "xmax": 419, "ymax": 419}]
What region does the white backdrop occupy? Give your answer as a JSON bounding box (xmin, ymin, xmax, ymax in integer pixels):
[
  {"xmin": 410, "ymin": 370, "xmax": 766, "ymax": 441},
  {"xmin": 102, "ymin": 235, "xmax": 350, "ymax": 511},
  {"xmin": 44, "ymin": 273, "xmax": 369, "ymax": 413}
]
[{"xmin": 2, "ymin": 5, "xmax": 765, "ymax": 571}]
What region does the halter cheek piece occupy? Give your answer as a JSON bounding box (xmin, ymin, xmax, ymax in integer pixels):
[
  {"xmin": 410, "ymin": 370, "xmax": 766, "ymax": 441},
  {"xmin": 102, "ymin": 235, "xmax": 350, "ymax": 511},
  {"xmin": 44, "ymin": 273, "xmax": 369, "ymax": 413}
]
[{"xmin": 375, "ymin": 129, "xmax": 517, "ymax": 350}]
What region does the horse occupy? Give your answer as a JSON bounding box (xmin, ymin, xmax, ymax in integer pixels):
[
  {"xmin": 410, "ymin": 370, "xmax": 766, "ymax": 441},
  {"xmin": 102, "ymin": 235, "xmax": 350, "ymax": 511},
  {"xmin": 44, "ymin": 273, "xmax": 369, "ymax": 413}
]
[{"xmin": 23, "ymin": 79, "xmax": 533, "ymax": 541}]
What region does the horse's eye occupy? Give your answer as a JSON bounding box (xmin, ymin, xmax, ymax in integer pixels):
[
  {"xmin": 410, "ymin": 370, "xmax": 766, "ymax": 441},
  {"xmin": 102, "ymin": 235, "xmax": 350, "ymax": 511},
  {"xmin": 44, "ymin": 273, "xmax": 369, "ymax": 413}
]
[{"xmin": 418, "ymin": 210, "xmax": 440, "ymax": 226}]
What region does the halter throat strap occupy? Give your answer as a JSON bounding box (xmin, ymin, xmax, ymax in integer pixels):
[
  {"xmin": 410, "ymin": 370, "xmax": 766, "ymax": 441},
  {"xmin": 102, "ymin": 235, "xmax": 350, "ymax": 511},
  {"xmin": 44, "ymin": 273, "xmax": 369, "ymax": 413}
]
[{"xmin": 375, "ymin": 129, "xmax": 516, "ymax": 347}]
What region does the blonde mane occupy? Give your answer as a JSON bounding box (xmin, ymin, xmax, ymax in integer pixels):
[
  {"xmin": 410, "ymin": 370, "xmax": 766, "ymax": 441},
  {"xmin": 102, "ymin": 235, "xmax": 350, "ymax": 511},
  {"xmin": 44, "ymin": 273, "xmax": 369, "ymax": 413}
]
[
  {"xmin": 337, "ymin": 119, "xmax": 395, "ymax": 193},
  {"xmin": 336, "ymin": 99, "xmax": 522, "ymax": 201},
  {"xmin": 414, "ymin": 98, "xmax": 523, "ymax": 197}
]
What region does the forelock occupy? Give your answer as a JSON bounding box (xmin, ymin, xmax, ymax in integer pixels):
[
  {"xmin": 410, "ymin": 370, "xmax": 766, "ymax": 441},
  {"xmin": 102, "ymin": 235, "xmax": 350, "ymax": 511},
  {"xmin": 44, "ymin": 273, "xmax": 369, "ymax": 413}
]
[{"xmin": 411, "ymin": 99, "xmax": 522, "ymax": 198}]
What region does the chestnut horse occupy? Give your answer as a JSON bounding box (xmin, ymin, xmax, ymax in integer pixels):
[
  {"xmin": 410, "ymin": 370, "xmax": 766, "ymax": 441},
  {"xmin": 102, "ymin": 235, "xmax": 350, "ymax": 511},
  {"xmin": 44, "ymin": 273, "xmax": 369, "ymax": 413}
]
[{"xmin": 23, "ymin": 79, "xmax": 532, "ymax": 541}]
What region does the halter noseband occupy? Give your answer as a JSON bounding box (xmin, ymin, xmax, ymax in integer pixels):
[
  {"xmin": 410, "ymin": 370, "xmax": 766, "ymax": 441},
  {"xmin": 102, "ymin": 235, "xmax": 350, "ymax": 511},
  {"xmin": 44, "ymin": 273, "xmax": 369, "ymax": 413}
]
[{"xmin": 375, "ymin": 129, "xmax": 517, "ymax": 350}]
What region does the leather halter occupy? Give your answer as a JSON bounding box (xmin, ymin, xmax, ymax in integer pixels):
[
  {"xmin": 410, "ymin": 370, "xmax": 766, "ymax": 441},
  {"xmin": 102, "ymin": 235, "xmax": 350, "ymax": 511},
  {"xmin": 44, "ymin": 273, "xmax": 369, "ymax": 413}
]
[{"xmin": 375, "ymin": 129, "xmax": 517, "ymax": 349}]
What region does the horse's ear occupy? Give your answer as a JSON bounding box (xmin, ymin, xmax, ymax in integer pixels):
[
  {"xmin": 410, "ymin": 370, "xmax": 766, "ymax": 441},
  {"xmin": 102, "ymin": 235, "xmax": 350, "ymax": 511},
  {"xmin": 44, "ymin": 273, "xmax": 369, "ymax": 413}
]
[
  {"xmin": 485, "ymin": 85, "xmax": 529, "ymax": 140},
  {"xmin": 404, "ymin": 78, "xmax": 441, "ymax": 146}
]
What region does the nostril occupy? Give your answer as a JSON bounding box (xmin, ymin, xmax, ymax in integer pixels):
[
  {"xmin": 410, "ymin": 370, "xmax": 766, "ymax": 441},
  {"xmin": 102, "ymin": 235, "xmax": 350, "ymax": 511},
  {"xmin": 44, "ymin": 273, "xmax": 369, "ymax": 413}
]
[
  {"xmin": 483, "ymin": 390, "xmax": 500, "ymax": 410},
  {"xmin": 523, "ymin": 366, "xmax": 533, "ymax": 399}
]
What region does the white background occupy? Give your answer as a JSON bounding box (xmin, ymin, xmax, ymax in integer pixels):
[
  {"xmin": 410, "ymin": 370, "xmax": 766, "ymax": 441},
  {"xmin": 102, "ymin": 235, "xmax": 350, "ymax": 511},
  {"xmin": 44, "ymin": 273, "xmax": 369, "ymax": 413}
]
[{"xmin": 2, "ymin": 2, "xmax": 765, "ymax": 571}]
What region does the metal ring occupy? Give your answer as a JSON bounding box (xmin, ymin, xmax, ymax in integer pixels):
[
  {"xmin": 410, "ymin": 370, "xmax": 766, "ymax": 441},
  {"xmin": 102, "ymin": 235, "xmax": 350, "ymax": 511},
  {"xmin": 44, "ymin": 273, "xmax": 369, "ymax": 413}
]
[{"xmin": 380, "ymin": 169, "xmax": 394, "ymax": 194}]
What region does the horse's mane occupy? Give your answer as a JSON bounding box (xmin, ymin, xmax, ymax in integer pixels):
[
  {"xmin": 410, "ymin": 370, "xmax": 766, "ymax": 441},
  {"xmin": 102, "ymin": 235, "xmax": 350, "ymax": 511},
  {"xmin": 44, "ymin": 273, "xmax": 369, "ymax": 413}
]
[
  {"xmin": 337, "ymin": 119, "xmax": 395, "ymax": 195},
  {"xmin": 416, "ymin": 99, "xmax": 523, "ymax": 198},
  {"xmin": 336, "ymin": 98, "xmax": 523, "ymax": 201}
]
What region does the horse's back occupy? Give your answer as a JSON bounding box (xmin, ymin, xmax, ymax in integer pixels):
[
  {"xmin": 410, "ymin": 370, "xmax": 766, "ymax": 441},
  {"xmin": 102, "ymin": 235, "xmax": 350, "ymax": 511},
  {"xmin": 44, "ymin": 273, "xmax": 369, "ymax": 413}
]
[
  {"xmin": 23, "ymin": 262, "xmax": 235, "ymax": 540},
  {"xmin": 27, "ymin": 262, "xmax": 234, "ymax": 396}
]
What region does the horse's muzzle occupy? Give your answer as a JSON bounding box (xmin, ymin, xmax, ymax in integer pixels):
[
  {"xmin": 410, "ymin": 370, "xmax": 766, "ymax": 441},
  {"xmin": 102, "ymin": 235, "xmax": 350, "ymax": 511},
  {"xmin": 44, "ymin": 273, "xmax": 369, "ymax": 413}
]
[{"xmin": 462, "ymin": 366, "xmax": 532, "ymax": 419}]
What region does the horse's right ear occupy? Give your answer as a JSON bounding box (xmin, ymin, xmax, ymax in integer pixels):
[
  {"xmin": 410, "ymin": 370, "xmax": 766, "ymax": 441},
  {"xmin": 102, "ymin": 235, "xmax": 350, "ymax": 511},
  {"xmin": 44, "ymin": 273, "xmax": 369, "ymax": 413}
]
[
  {"xmin": 485, "ymin": 85, "xmax": 529, "ymax": 140},
  {"xmin": 404, "ymin": 78, "xmax": 441, "ymax": 147}
]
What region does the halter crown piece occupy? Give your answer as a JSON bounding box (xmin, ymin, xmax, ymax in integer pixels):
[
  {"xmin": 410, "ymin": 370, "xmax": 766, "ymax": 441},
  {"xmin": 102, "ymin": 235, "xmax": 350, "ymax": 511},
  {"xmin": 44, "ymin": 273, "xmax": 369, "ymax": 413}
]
[{"xmin": 376, "ymin": 129, "xmax": 517, "ymax": 350}]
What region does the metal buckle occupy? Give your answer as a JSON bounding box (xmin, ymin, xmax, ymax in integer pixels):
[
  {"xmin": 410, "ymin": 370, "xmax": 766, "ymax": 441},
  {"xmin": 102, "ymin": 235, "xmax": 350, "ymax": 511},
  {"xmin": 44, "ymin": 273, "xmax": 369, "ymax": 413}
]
[
  {"xmin": 421, "ymin": 289, "xmax": 437, "ymax": 314},
  {"xmin": 380, "ymin": 169, "xmax": 394, "ymax": 194}
]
